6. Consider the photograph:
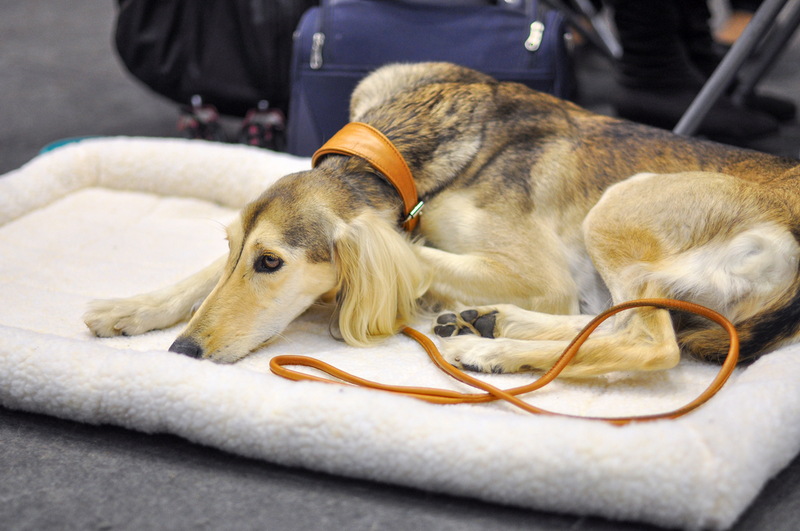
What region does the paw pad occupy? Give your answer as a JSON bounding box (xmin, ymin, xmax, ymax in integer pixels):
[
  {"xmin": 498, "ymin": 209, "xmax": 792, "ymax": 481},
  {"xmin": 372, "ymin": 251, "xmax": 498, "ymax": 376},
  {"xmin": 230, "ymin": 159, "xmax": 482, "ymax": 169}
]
[
  {"xmin": 434, "ymin": 324, "xmax": 456, "ymax": 337},
  {"xmin": 459, "ymin": 309, "xmax": 478, "ymax": 322},
  {"xmin": 433, "ymin": 309, "xmax": 498, "ymax": 338},
  {"xmin": 473, "ymin": 312, "xmax": 497, "ymax": 338},
  {"xmin": 436, "ymin": 313, "xmax": 457, "ymax": 324}
]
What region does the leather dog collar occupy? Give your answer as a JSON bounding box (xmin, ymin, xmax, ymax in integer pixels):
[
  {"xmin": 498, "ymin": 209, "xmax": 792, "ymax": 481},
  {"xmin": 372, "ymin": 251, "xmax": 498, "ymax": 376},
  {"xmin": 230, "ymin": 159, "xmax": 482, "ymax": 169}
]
[{"xmin": 311, "ymin": 122, "xmax": 423, "ymax": 231}]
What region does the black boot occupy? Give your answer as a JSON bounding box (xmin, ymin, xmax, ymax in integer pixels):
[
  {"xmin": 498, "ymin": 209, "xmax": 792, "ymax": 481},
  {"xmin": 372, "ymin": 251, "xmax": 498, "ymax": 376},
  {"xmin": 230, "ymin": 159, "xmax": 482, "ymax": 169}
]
[{"xmin": 609, "ymin": 0, "xmax": 779, "ymax": 140}]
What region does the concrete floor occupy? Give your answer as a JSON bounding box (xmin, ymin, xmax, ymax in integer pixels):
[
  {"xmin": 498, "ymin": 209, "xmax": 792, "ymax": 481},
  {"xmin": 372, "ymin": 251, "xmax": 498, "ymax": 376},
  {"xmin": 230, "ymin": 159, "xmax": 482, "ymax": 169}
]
[{"xmin": 2, "ymin": 1, "xmax": 800, "ymax": 529}]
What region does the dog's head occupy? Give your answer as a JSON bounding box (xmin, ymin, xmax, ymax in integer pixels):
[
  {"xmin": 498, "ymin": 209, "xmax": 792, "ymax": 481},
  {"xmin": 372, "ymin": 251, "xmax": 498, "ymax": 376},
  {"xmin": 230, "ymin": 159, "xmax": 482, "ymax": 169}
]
[{"xmin": 169, "ymin": 169, "xmax": 429, "ymax": 363}]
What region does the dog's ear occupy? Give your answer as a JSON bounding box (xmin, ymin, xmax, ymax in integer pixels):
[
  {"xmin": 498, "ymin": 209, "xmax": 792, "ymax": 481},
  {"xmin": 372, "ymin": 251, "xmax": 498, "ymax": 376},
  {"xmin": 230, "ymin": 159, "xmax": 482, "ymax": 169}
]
[{"xmin": 333, "ymin": 211, "xmax": 430, "ymax": 346}]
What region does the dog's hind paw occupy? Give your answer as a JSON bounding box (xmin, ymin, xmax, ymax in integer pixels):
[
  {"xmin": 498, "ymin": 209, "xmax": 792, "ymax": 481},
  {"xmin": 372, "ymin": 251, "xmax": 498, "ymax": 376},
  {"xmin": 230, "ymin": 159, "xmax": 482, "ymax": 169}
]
[
  {"xmin": 437, "ymin": 334, "xmax": 513, "ymax": 374},
  {"xmin": 433, "ymin": 308, "xmax": 498, "ymax": 339}
]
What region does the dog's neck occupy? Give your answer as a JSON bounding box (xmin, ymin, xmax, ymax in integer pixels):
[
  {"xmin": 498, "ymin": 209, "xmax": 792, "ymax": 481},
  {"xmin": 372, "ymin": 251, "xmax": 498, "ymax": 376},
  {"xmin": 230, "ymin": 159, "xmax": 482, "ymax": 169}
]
[
  {"xmin": 312, "ymin": 155, "xmax": 404, "ymax": 222},
  {"xmin": 312, "ymin": 122, "xmax": 423, "ymax": 231}
]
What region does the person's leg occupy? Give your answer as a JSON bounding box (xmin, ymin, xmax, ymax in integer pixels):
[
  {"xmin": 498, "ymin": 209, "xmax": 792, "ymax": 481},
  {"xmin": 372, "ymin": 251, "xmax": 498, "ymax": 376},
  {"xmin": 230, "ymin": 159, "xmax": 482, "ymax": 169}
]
[{"xmin": 609, "ymin": 0, "xmax": 779, "ymax": 141}]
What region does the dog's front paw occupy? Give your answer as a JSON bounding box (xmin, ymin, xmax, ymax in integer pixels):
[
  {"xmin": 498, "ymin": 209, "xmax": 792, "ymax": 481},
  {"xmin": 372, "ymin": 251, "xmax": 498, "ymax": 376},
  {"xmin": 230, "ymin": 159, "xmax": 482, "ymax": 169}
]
[
  {"xmin": 433, "ymin": 308, "xmax": 498, "ymax": 339},
  {"xmin": 83, "ymin": 297, "xmax": 176, "ymax": 337}
]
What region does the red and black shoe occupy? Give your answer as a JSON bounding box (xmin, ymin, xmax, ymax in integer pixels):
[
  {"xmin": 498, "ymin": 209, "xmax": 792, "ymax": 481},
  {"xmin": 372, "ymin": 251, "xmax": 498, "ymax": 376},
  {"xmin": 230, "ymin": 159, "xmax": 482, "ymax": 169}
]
[
  {"xmin": 237, "ymin": 100, "xmax": 287, "ymax": 151},
  {"xmin": 177, "ymin": 95, "xmax": 226, "ymax": 142}
]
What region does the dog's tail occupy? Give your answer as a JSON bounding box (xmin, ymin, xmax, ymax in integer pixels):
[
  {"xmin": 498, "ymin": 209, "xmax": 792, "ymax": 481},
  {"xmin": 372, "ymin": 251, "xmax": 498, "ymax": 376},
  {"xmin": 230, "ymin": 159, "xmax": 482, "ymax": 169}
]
[{"xmin": 679, "ymin": 275, "xmax": 800, "ymax": 363}]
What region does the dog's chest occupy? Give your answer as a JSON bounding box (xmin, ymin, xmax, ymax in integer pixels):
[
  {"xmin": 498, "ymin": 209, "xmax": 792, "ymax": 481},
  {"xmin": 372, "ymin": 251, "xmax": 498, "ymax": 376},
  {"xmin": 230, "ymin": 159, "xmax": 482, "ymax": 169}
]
[{"xmin": 418, "ymin": 189, "xmax": 495, "ymax": 254}]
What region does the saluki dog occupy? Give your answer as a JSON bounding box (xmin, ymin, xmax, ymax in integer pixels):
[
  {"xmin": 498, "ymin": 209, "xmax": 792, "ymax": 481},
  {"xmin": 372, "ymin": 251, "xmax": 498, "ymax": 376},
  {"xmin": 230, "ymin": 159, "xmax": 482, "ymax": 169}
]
[{"xmin": 85, "ymin": 62, "xmax": 800, "ymax": 377}]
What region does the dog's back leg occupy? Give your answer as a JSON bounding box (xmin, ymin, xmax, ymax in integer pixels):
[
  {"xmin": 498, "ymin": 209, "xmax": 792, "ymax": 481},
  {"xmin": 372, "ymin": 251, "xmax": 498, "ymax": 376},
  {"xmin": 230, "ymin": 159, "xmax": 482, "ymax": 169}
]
[
  {"xmin": 436, "ymin": 291, "xmax": 680, "ymax": 377},
  {"xmin": 436, "ymin": 171, "xmax": 800, "ymax": 376},
  {"xmin": 84, "ymin": 255, "xmax": 226, "ymax": 337}
]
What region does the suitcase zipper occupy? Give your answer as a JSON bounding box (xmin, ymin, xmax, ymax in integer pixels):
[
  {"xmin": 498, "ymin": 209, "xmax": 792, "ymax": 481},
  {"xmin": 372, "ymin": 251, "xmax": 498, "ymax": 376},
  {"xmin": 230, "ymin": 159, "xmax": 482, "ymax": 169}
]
[
  {"xmin": 525, "ymin": 20, "xmax": 545, "ymax": 51},
  {"xmin": 310, "ymin": 32, "xmax": 325, "ymax": 69}
]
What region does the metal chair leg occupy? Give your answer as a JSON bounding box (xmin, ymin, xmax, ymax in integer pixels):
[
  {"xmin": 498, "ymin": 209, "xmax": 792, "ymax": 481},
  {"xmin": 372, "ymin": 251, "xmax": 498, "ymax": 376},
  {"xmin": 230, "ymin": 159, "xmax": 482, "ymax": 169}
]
[
  {"xmin": 673, "ymin": 0, "xmax": 790, "ymax": 136},
  {"xmin": 732, "ymin": 0, "xmax": 800, "ymax": 106}
]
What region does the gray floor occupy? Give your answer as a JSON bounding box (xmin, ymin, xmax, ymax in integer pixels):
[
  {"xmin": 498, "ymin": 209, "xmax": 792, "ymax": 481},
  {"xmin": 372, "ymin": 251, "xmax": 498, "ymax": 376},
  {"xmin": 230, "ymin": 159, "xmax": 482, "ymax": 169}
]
[{"xmin": 2, "ymin": 1, "xmax": 800, "ymax": 530}]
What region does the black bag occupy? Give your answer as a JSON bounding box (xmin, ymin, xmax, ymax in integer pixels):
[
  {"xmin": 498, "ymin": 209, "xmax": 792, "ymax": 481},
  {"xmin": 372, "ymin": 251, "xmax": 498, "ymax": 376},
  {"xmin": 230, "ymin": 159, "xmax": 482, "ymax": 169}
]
[
  {"xmin": 114, "ymin": 0, "xmax": 317, "ymax": 117},
  {"xmin": 286, "ymin": 0, "xmax": 575, "ymax": 156}
]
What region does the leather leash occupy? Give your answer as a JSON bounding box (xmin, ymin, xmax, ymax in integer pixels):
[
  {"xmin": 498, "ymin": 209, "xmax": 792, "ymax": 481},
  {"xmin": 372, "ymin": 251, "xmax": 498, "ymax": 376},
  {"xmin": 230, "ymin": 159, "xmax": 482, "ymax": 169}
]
[
  {"xmin": 271, "ymin": 299, "xmax": 739, "ymax": 425},
  {"xmin": 271, "ymin": 124, "xmax": 741, "ymax": 424}
]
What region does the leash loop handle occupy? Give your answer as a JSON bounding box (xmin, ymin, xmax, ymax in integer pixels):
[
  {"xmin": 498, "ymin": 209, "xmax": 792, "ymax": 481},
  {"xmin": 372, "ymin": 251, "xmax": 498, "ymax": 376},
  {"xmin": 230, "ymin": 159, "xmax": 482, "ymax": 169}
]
[{"xmin": 270, "ymin": 299, "xmax": 739, "ymax": 425}]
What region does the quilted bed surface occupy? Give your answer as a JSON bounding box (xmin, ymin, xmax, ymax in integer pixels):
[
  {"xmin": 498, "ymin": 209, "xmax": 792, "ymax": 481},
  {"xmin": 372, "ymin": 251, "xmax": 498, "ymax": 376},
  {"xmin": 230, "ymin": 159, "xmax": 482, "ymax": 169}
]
[{"xmin": 2, "ymin": 137, "xmax": 800, "ymax": 530}]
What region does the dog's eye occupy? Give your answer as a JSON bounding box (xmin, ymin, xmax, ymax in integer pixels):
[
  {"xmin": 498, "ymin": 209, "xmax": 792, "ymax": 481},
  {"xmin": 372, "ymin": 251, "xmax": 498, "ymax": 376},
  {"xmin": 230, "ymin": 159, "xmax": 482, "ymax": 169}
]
[{"xmin": 255, "ymin": 254, "xmax": 284, "ymax": 273}]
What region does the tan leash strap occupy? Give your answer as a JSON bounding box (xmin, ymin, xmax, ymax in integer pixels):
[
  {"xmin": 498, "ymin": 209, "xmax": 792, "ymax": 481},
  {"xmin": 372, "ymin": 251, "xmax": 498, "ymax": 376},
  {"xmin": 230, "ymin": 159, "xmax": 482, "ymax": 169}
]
[
  {"xmin": 311, "ymin": 122, "xmax": 423, "ymax": 231},
  {"xmin": 270, "ymin": 299, "xmax": 740, "ymax": 425}
]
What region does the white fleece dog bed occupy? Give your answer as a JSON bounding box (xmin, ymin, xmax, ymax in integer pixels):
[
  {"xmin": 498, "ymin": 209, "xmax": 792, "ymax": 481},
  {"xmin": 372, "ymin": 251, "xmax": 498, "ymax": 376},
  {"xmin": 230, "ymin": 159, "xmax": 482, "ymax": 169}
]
[{"xmin": 2, "ymin": 137, "xmax": 800, "ymax": 530}]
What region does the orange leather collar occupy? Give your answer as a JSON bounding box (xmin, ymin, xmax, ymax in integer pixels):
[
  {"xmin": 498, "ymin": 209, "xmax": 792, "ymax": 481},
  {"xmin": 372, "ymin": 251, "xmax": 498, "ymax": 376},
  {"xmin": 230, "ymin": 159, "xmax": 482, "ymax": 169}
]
[{"xmin": 311, "ymin": 122, "xmax": 423, "ymax": 231}]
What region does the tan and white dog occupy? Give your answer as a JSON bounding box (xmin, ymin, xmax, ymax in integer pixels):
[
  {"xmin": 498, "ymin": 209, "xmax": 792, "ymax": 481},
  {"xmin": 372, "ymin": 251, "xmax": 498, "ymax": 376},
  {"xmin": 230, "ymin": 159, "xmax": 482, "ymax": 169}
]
[{"xmin": 85, "ymin": 62, "xmax": 800, "ymax": 377}]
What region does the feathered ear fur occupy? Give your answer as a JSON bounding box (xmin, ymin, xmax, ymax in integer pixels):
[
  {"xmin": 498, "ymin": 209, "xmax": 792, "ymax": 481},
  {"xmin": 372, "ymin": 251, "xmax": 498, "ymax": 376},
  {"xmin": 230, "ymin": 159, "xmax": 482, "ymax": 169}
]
[{"xmin": 334, "ymin": 211, "xmax": 431, "ymax": 346}]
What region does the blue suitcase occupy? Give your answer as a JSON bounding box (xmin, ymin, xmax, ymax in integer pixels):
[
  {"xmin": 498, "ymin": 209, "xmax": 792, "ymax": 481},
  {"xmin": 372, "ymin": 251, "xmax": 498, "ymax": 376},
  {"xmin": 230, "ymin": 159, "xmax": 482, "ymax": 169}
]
[{"xmin": 286, "ymin": 0, "xmax": 574, "ymax": 156}]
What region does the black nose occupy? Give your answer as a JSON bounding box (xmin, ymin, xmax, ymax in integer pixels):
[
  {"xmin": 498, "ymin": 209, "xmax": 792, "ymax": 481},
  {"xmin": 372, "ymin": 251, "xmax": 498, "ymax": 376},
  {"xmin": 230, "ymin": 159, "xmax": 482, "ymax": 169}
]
[{"xmin": 168, "ymin": 337, "xmax": 204, "ymax": 358}]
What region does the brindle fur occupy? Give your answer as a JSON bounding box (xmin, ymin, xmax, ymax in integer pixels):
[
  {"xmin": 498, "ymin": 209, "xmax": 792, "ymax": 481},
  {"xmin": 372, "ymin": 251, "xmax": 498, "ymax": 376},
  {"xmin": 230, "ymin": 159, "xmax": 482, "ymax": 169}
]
[{"xmin": 85, "ymin": 63, "xmax": 800, "ymax": 376}]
